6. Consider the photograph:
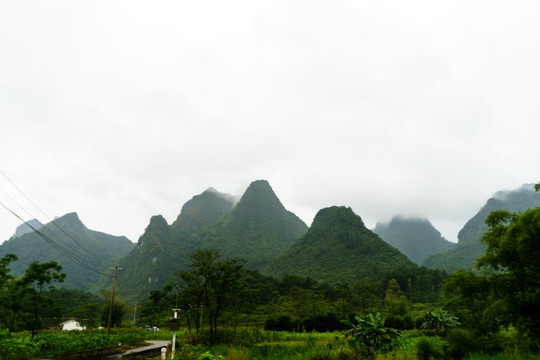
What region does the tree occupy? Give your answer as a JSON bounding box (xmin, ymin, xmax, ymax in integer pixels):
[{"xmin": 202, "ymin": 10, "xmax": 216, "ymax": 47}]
[
  {"xmin": 0, "ymin": 254, "xmax": 17, "ymax": 287},
  {"xmin": 442, "ymin": 269, "xmax": 496, "ymax": 333},
  {"xmin": 0, "ymin": 254, "xmax": 18, "ymax": 331},
  {"xmin": 0, "ymin": 258, "xmax": 65, "ymax": 334},
  {"xmin": 72, "ymin": 302, "xmax": 102, "ymax": 328},
  {"xmin": 384, "ymin": 279, "xmax": 408, "ymax": 315},
  {"xmin": 477, "ymin": 206, "xmax": 540, "ymax": 337},
  {"xmin": 140, "ymin": 286, "xmax": 176, "ymax": 328},
  {"xmin": 20, "ymin": 261, "xmax": 66, "ymax": 337},
  {"xmin": 100, "ymin": 301, "xmax": 126, "ymax": 328},
  {"xmin": 100, "ymin": 290, "xmax": 127, "ymax": 328},
  {"xmin": 334, "ymin": 282, "xmax": 351, "ymax": 317},
  {"xmin": 176, "ymin": 249, "xmax": 246, "ymax": 343}
]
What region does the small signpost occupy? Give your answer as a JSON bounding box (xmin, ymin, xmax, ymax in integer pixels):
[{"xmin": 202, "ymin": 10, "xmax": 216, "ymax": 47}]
[{"xmin": 171, "ymin": 309, "xmax": 180, "ymax": 360}]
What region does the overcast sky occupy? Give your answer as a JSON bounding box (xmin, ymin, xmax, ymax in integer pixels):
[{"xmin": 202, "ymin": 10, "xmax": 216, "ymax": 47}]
[{"xmin": 1, "ymin": 1, "xmax": 539, "ymax": 245}]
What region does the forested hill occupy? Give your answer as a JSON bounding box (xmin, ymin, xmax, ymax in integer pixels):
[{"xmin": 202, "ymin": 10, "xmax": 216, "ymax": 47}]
[
  {"xmin": 423, "ymin": 184, "xmax": 540, "ymax": 272},
  {"xmin": 113, "ymin": 180, "xmax": 308, "ymax": 302},
  {"xmin": 262, "ymin": 206, "xmax": 417, "ymax": 283},
  {"xmin": 373, "ymin": 217, "xmax": 455, "ymax": 265},
  {"xmin": 0, "ymin": 212, "xmax": 134, "ymax": 289}
]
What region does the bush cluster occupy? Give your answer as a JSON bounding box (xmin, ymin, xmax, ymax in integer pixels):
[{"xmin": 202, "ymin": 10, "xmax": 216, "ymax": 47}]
[{"xmin": 264, "ymin": 313, "xmax": 348, "ymax": 333}]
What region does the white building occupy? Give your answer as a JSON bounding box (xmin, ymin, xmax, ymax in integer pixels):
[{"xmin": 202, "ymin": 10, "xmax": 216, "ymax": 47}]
[{"xmin": 60, "ymin": 319, "xmax": 86, "ymax": 331}]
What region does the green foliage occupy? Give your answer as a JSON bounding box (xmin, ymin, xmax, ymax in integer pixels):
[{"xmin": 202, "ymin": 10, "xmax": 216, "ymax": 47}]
[
  {"xmin": 477, "ymin": 206, "xmax": 540, "ymax": 338},
  {"xmin": 443, "ymin": 269, "xmax": 495, "ymax": 333},
  {"xmin": 21, "ymin": 260, "xmax": 66, "ymax": 336},
  {"xmin": 100, "ymin": 300, "xmax": 127, "ymax": 328},
  {"xmin": 420, "ymin": 309, "xmax": 460, "ymax": 336},
  {"xmin": 415, "ymin": 336, "xmax": 445, "ymax": 360},
  {"xmin": 342, "ymin": 312, "xmax": 400, "ymax": 354},
  {"xmin": 0, "ymin": 257, "xmax": 66, "ymax": 333},
  {"xmin": 197, "ymin": 351, "xmax": 225, "ymax": 360},
  {"xmin": 0, "ymin": 328, "xmax": 145, "ymax": 360},
  {"xmin": 445, "ymin": 328, "xmax": 482, "ymax": 359},
  {"xmin": 385, "ymin": 279, "xmax": 408, "ymax": 315},
  {"xmin": 175, "ymin": 249, "xmax": 247, "ymax": 343}
]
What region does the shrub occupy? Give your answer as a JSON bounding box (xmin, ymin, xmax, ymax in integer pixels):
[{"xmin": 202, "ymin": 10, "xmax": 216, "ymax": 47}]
[
  {"xmin": 310, "ymin": 346, "xmax": 361, "ymax": 360},
  {"xmin": 226, "ymin": 347, "xmax": 250, "ymax": 360},
  {"xmin": 415, "ymin": 336, "xmax": 444, "ymax": 360},
  {"xmin": 385, "ymin": 315, "xmax": 405, "ymax": 330},
  {"xmin": 264, "ymin": 315, "xmax": 295, "ymax": 332},
  {"xmin": 445, "ymin": 328, "xmax": 481, "ymax": 359},
  {"xmin": 197, "ymin": 351, "xmax": 225, "ymax": 360}
]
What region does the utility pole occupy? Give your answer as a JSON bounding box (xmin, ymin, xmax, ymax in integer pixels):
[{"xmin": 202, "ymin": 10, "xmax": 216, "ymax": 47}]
[{"xmin": 107, "ymin": 266, "xmax": 119, "ymax": 335}]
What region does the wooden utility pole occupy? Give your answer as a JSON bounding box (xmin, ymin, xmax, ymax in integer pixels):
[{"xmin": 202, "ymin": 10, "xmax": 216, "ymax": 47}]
[
  {"xmin": 107, "ymin": 266, "xmax": 118, "ymax": 335},
  {"xmin": 133, "ymin": 302, "xmax": 138, "ymax": 326}
]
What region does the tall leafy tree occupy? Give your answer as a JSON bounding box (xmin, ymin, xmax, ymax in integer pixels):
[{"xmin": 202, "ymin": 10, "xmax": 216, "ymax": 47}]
[
  {"xmin": 0, "ymin": 258, "xmax": 65, "ymax": 334},
  {"xmin": 176, "ymin": 249, "xmax": 246, "ymax": 343},
  {"xmin": 384, "ymin": 279, "xmax": 408, "ymax": 315},
  {"xmin": 442, "ymin": 269, "xmax": 496, "ymax": 333},
  {"xmin": 0, "ymin": 254, "xmax": 18, "ymax": 330},
  {"xmin": 477, "ymin": 206, "xmax": 540, "ymax": 337},
  {"xmin": 20, "ymin": 261, "xmax": 66, "ymax": 337}
]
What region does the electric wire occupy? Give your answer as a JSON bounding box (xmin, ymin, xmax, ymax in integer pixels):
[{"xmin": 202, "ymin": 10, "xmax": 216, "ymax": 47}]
[
  {"xmin": 0, "ymin": 185, "xmax": 104, "ymax": 269},
  {"xmin": 0, "ymin": 199, "xmax": 110, "ymax": 278},
  {"xmin": 0, "ymin": 169, "xmax": 104, "ymax": 265}
]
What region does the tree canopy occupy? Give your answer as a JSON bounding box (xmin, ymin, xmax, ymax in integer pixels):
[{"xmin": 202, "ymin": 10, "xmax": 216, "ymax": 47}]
[{"xmin": 477, "ymin": 207, "xmax": 540, "ymax": 337}]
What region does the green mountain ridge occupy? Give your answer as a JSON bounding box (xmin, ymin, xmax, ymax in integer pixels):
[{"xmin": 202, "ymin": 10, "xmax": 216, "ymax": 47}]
[
  {"xmin": 262, "ymin": 206, "xmax": 417, "ymax": 283},
  {"xmin": 373, "ymin": 216, "xmax": 455, "ymax": 265},
  {"xmin": 189, "ymin": 180, "xmax": 309, "ymax": 270},
  {"xmin": 0, "ymin": 212, "xmax": 134, "ymax": 289}
]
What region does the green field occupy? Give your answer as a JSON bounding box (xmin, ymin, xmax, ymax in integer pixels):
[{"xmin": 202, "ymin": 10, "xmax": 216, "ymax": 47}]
[{"xmin": 1, "ymin": 327, "xmax": 540, "ymax": 360}]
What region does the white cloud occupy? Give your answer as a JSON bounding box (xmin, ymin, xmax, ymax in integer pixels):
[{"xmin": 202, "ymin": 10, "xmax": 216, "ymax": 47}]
[{"xmin": 1, "ymin": 1, "xmax": 540, "ymax": 245}]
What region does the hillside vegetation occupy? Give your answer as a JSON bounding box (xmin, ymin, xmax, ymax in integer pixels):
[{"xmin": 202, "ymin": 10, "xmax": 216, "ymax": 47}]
[{"xmin": 263, "ymin": 206, "xmax": 417, "ymax": 283}]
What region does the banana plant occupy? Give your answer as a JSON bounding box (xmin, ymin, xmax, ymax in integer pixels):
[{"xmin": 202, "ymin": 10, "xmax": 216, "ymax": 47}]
[
  {"xmin": 420, "ymin": 309, "xmax": 461, "ymax": 335},
  {"xmin": 341, "ymin": 312, "xmax": 400, "ymax": 353}
]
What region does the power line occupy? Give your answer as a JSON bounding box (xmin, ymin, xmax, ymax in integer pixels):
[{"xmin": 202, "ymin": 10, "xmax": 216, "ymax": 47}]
[
  {"xmin": 0, "ymin": 199, "xmax": 110, "ymax": 278},
  {"xmin": 0, "ymin": 169, "xmax": 104, "ymax": 265},
  {"xmin": 0, "ymin": 184, "xmax": 103, "ymax": 269}
]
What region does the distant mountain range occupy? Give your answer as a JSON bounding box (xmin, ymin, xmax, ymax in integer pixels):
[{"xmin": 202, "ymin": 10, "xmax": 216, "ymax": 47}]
[
  {"xmin": 373, "ymin": 217, "xmax": 455, "ymax": 265},
  {"xmin": 2, "ymin": 181, "xmax": 539, "ymax": 302},
  {"xmin": 423, "ymin": 184, "xmax": 540, "ymax": 272}
]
